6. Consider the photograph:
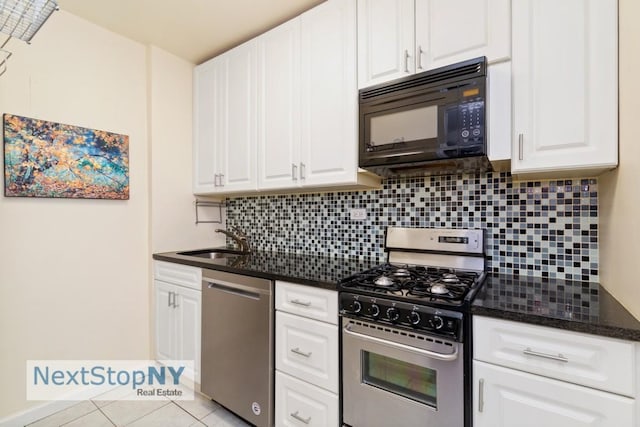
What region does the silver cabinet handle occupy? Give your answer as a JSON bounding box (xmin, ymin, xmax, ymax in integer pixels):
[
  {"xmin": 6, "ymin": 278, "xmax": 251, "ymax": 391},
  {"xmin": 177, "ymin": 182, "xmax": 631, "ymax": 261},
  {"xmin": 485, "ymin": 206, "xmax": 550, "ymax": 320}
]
[
  {"xmin": 417, "ymin": 45, "xmax": 424, "ymax": 70},
  {"xmin": 404, "ymin": 49, "xmax": 410, "ymax": 73},
  {"xmin": 213, "ymin": 174, "xmax": 219, "ymax": 187},
  {"xmin": 478, "ymin": 378, "xmax": 484, "ymax": 413},
  {"xmin": 219, "ymin": 173, "xmax": 224, "ymax": 187},
  {"xmin": 300, "ymin": 162, "xmax": 306, "ymax": 180},
  {"xmin": 290, "ymin": 299, "xmax": 312, "ymax": 307},
  {"xmin": 290, "ymin": 411, "xmax": 311, "ymax": 424},
  {"xmin": 523, "ymin": 347, "xmax": 569, "ymax": 363},
  {"xmin": 290, "ymin": 347, "xmax": 312, "ymax": 358},
  {"xmin": 292, "ymin": 163, "xmax": 298, "ymax": 180},
  {"xmin": 518, "ymin": 134, "xmax": 524, "ymax": 160}
]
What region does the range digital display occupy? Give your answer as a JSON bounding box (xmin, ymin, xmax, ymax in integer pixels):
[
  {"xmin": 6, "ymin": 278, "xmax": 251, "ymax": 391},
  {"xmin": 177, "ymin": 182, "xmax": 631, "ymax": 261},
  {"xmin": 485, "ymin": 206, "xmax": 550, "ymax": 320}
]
[{"xmin": 438, "ymin": 236, "xmax": 469, "ymax": 244}]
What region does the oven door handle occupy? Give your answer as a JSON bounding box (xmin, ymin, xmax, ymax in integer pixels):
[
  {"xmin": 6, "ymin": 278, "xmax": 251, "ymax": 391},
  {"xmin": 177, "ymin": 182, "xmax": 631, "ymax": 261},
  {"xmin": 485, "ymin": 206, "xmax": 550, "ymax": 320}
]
[{"xmin": 343, "ymin": 324, "xmax": 459, "ymax": 361}]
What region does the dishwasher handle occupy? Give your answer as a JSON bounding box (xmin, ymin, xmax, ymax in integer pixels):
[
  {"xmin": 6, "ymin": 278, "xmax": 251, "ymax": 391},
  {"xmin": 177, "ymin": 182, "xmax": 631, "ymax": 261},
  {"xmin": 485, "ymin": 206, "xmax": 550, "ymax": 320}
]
[{"xmin": 204, "ymin": 278, "xmax": 271, "ymax": 300}]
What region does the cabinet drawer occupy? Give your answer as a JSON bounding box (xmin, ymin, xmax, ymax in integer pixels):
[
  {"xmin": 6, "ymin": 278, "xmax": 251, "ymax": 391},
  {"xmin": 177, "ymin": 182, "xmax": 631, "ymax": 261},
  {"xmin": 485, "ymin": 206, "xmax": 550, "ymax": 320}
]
[
  {"xmin": 474, "ymin": 316, "xmax": 635, "ymax": 397},
  {"xmin": 276, "ymin": 281, "xmax": 338, "ymax": 324},
  {"xmin": 275, "ymin": 371, "xmax": 338, "ymax": 427},
  {"xmin": 154, "ymin": 261, "xmax": 201, "ymax": 291},
  {"xmin": 276, "ymin": 311, "xmax": 339, "ymax": 393}
]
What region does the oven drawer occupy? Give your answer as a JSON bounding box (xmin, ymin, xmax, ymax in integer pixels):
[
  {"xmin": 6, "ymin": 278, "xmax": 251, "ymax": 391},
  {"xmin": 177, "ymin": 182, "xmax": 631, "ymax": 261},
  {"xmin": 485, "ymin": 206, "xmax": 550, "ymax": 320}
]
[
  {"xmin": 474, "ymin": 316, "xmax": 635, "ymax": 397},
  {"xmin": 276, "ymin": 311, "xmax": 339, "ymax": 393},
  {"xmin": 275, "ymin": 371, "xmax": 338, "ymax": 427},
  {"xmin": 276, "ymin": 281, "xmax": 338, "ymax": 324}
]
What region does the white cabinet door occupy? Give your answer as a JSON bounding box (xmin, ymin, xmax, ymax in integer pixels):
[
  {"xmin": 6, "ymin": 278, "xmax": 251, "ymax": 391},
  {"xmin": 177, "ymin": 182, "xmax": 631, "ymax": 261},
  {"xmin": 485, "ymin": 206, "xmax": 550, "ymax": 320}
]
[
  {"xmin": 357, "ymin": 0, "xmax": 414, "ymax": 88},
  {"xmin": 299, "ymin": 0, "xmax": 358, "ymax": 187},
  {"xmin": 175, "ymin": 286, "xmax": 201, "ymax": 384},
  {"xmin": 416, "ymin": 0, "xmax": 511, "ymax": 71},
  {"xmin": 219, "ymin": 41, "xmax": 258, "ymax": 192},
  {"xmin": 193, "ymin": 58, "xmax": 222, "ymax": 194},
  {"xmin": 473, "ymin": 361, "xmax": 635, "ymax": 427},
  {"xmin": 154, "ymin": 280, "xmax": 175, "ymax": 362},
  {"xmin": 275, "ymin": 371, "xmax": 339, "ymax": 427},
  {"xmin": 357, "ymin": 0, "xmax": 511, "ymax": 88},
  {"xmin": 511, "ymin": 0, "xmax": 618, "ymax": 177},
  {"xmin": 258, "ymin": 19, "xmax": 301, "ymax": 190}
]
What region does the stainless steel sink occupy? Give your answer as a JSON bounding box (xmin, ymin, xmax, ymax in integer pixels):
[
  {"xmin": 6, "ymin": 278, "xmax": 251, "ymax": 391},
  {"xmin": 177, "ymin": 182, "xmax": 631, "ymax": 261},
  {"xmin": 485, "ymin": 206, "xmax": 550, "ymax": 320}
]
[{"xmin": 177, "ymin": 248, "xmax": 247, "ymax": 259}]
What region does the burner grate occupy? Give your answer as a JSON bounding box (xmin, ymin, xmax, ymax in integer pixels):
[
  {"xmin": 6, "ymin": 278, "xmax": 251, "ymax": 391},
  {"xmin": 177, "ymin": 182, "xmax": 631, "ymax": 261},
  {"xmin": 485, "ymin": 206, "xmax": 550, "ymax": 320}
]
[{"xmin": 339, "ymin": 263, "xmax": 482, "ymax": 302}]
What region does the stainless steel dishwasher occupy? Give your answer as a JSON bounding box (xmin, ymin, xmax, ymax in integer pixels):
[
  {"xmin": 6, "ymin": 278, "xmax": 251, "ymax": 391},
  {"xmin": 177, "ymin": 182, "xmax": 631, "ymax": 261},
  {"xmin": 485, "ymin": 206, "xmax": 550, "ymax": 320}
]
[{"xmin": 201, "ymin": 269, "xmax": 273, "ymax": 427}]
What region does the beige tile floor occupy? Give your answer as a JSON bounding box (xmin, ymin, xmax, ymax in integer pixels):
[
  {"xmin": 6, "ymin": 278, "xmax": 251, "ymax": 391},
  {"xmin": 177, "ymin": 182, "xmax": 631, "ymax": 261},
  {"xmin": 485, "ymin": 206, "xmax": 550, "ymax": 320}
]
[{"xmin": 25, "ymin": 392, "xmax": 251, "ymax": 427}]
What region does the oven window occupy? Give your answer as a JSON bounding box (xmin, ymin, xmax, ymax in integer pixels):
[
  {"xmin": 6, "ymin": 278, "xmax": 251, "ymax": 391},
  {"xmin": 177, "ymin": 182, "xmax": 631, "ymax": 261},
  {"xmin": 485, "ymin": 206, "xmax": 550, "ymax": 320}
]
[
  {"xmin": 362, "ymin": 351, "xmax": 437, "ymax": 408},
  {"xmin": 369, "ymin": 105, "xmax": 438, "ymax": 148}
]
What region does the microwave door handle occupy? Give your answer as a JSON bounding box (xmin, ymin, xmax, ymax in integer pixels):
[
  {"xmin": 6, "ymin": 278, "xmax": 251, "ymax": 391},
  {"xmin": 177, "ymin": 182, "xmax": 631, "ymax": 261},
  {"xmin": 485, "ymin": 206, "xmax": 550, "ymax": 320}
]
[{"xmin": 343, "ymin": 324, "xmax": 459, "ymax": 361}]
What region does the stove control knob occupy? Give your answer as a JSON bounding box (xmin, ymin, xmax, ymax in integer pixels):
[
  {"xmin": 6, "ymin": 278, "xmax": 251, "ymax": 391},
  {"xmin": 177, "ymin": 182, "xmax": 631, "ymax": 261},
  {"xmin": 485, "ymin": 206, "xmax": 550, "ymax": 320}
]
[
  {"xmin": 352, "ymin": 300, "xmax": 362, "ymax": 314},
  {"xmin": 386, "ymin": 307, "xmax": 400, "ymax": 322},
  {"xmin": 370, "ymin": 304, "xmax": 380, "ymax": 318},
  {"xmin": 433, "ymin": 315, "xmax": 444, "ymax": 330},
  {"xmin": 409, "ymin": 311, "xmax": 421, "ymax": 326}
]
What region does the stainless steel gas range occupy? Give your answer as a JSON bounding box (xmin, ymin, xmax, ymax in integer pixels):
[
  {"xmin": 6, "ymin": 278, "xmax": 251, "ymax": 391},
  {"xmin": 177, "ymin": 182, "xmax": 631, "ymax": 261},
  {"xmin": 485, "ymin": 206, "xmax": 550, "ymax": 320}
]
[{"xmin": 339, "ymin": 227, "xmax": 486, "ymax": 427}]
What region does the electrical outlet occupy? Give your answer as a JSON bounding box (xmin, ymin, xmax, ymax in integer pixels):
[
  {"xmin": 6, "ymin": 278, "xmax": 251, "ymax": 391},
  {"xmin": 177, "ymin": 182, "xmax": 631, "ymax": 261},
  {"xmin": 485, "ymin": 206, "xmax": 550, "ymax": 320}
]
[{"xmin": 350, "ymin": 208, "xmax": 367, "ymax": 221}]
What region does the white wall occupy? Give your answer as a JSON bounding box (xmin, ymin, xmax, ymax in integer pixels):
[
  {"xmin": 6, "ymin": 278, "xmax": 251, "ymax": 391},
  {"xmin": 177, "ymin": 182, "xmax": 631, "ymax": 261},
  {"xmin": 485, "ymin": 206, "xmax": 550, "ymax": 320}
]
[
  {"xmin": 599, "ymin": 0, "xmax": 640, "ymax": 319},
  {"xmin": 0, "ymin": 12, "xmax": 150, "ymax": 418},
  {"xmin": 148, "ymin": 46, "xmax": 226, "ymax": 253}
]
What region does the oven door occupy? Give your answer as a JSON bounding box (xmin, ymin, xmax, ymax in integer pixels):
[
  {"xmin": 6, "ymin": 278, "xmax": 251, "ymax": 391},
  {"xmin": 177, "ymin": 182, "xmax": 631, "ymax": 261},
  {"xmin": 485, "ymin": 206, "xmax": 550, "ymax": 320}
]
[{"xmin": 342, "ymin": 317, "xmax": 463, "ymax": 427}]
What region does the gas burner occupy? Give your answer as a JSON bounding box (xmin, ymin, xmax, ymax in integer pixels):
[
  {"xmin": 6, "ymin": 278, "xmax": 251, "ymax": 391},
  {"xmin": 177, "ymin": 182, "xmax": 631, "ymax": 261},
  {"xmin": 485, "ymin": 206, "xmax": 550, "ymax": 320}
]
[
  {"xmin": 430, "ymin": 283, "xmax": 450, "ymax": 295},
  {"xmin": 374, "ymin": 275, "xmax": 395, "ymax": 287},
  {"xmin": 392, "ymin": 268, "xmax": 411, "ymax": 278},
  {"xmin": 441, "ymin": 273, "xmax": 460, "ymax": 283}
]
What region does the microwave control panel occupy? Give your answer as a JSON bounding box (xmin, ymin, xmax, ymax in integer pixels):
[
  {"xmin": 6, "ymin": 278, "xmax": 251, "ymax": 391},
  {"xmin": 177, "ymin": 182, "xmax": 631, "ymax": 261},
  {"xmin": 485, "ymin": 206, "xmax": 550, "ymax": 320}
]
[{"xmin": 446, "ymin": 98, "xmax": 485, "ymax": 154}]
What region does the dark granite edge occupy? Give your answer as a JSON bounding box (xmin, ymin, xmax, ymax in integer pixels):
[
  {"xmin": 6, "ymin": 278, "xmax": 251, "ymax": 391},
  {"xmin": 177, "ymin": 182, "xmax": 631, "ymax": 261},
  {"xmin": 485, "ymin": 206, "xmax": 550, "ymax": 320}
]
[
  {"xmin": 153, "ymin": 251, "xmax": 341, "ymax": 291},
  {"xmin": 472, "ymin": 301, "xmax": 640, "ymax": 342}
]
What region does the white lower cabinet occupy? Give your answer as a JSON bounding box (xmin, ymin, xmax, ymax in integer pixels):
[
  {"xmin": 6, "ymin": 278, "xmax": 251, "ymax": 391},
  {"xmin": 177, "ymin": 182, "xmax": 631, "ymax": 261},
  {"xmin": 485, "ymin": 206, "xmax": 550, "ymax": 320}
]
[
  {"xmin": 153, "ymin": 261, "xmax": 202, "ymax": 384},
  {"xmin": 473, "ymin": 316, "xmax": 639, "ymax": 427},
  {"xmin": 474, "ymin": 361, "xmax": 635, "ymax": 427},
  {"xmin": 275, "ymin": 281, "xmax": 339, "ymax": 426},
  {"xmin": 275, "ymin": 371, "xmax": 339, "ymax": 427}
]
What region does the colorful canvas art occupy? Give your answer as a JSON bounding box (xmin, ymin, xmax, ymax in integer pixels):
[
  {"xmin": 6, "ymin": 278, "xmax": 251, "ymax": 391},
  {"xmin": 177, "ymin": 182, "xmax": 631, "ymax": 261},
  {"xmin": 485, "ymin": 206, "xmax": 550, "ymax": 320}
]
[{"xmin": 3, "ymin": 114, "xmax": 129, "ymax": 199}]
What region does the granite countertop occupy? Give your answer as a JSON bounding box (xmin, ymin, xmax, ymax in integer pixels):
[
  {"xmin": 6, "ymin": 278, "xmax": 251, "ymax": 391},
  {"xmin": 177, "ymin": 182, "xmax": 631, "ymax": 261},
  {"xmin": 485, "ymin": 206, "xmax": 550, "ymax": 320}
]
[
  {"xmin": 153, "ymin": 248, "xmax": 378, "ymax": 291},
  {"xmin": 472, "ymin": 273, "xmax": 640, "ymax": 341}
]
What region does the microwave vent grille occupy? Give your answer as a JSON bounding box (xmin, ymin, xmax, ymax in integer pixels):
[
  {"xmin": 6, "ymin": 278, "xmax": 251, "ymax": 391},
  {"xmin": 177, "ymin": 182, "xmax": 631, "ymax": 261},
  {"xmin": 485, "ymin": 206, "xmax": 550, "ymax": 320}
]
[{"xmin": 360, "ymin": 60, "xmax": 484, "ymax": 101}]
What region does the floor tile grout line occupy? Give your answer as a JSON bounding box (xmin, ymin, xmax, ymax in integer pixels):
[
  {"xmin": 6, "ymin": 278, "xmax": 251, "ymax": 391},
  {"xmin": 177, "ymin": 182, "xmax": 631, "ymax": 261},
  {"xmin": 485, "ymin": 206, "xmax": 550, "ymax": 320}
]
[
  {"xmin": 95, "ymin": 405, "xmax": 116, "ymax": 427},
  {"xmin": 165, "ymin": 401, "xmax": 202, "ymax": 424},
  {"xmin": 106, "ymin": 400, "xmax": 171, "ymax": 427},
  {"xmin": 171, "ymin": 397, "xmax": 220, "ymax": 421}
]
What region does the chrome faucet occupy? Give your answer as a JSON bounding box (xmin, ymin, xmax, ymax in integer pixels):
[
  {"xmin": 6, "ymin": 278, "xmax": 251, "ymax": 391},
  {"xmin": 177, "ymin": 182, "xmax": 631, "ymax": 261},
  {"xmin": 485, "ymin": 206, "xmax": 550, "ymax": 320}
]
[{"xmin": 215, "ymin": 226, "xmax": 251, "ymax": 253}]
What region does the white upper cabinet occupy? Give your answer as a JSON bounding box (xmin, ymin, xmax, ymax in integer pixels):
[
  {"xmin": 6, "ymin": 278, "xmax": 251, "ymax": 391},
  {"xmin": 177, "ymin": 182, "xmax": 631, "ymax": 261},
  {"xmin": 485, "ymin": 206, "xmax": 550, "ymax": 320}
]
[
  {"xmin": 415, "ymin": 0, "xmax": 511, "ymax": 71},
  {"xmin": 299, "ymin": 0, "xmax": 358, "ymax": 186},
  {"xmin": 195, "ymin": 0, "xmax": 377, "ymax": 195},
  {"xmin": 258, "ymin": 0, "xmax": 371, "ymax": 191},
  {"xmin": 357, "ymin": 0, "xmax": 511, "ymax": 88},
  {"xmin": 357, "ymin": 0, "xmax": 414, "ymax": 88},
  {"xmin": 193, "ymin": 41, "xmax": 258, "ymax": 195},
  {"xmin": 257, "ymin": 20, "xmax": 301, "ymax": 190},
  {"xmin": 193, "ymin": 59, "xmax": 220, "ymax": 194},
  {"xmin": 219, "ymin": 41, "xmax": 258, "ymax": 192},
  {"xmin": 510, "ymin": 0, "xmax": 618, "ymax": 178}
]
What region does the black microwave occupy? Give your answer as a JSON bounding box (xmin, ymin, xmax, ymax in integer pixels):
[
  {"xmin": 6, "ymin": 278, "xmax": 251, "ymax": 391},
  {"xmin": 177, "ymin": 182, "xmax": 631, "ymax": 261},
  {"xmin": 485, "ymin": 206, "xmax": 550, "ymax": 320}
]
[{"xmin": 359, "ymin": 57, "xmax": 490, "ymax": 177}]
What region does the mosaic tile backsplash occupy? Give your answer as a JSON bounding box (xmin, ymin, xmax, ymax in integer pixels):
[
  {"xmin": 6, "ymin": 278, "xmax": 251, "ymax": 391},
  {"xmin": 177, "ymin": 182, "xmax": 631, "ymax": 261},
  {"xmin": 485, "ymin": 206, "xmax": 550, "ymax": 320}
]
[{"xmin": 226, "ymin": 172, "xmax": 599, "ymax": 282}]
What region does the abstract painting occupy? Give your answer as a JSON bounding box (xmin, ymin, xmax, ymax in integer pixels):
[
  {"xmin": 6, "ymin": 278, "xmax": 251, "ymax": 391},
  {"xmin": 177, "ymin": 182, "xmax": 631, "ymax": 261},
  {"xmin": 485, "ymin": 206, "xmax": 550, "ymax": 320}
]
[{"xmin": 3, "ymin": 114, "xmax": 129, "ymax": 199}]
